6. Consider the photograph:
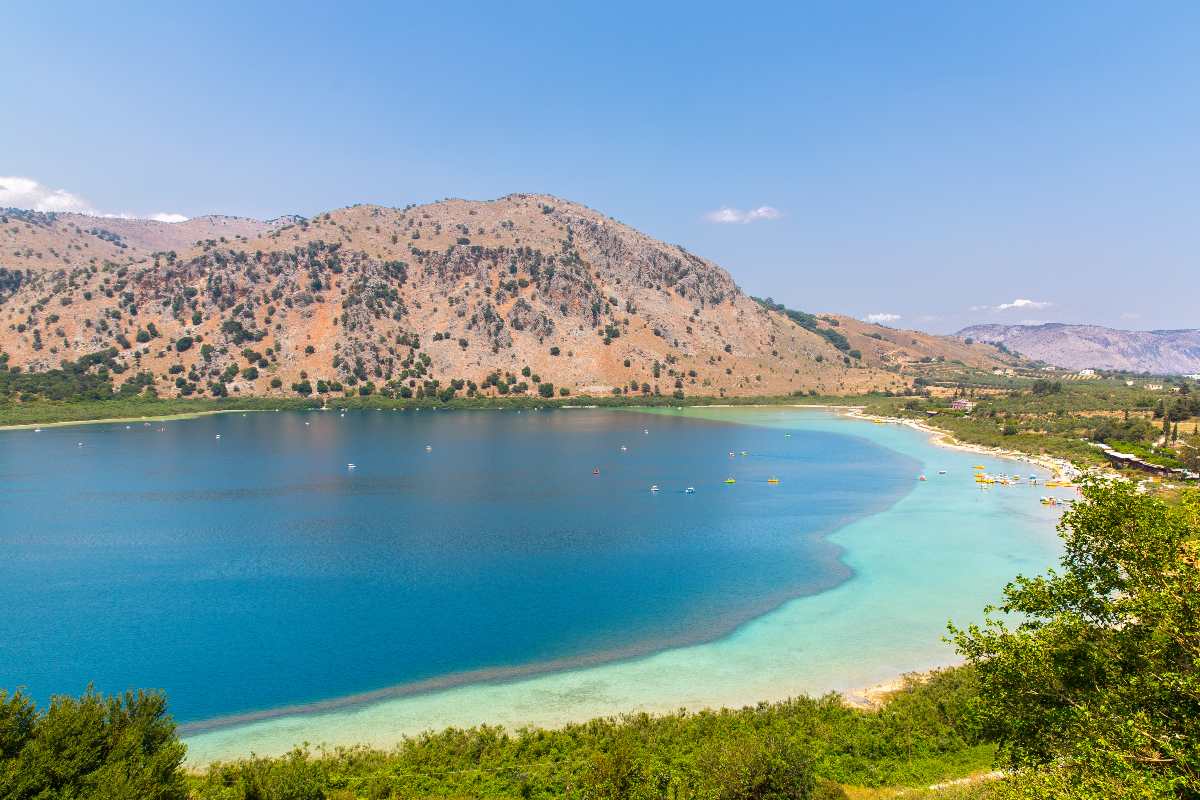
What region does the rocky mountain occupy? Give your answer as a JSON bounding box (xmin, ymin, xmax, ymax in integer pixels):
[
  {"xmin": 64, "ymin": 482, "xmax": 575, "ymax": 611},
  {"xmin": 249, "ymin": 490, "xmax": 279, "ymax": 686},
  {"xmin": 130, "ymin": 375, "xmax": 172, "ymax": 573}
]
[
  {"xmin": 957, "ymin": 323, "xmax": 1200, "ymax": 375},
  {"xmin": 1, "ymin": 208, "xmax": 287, "ymax": 271},
  {"xmin": 0, "ymin": 195, "xmax": 1013, "ymax": 401}
]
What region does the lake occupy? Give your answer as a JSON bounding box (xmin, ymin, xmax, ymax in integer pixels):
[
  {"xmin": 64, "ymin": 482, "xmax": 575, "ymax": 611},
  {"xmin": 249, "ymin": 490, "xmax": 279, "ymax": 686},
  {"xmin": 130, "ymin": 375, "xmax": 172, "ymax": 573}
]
[{"xmin": 0, "ymin": 406, "xmax": 1065, "ymax": 761}]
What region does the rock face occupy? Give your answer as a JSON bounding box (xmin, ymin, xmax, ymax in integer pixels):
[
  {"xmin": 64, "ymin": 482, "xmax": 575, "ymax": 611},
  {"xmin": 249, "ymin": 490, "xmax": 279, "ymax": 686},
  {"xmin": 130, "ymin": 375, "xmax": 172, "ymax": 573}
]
[
  {"xmin": 958, "ymin": 323, "xmax": 1200, "ymax": 374},
  {"xmin": 0, "ymin": 195, "xmax": 1005, "ymax": 400}
]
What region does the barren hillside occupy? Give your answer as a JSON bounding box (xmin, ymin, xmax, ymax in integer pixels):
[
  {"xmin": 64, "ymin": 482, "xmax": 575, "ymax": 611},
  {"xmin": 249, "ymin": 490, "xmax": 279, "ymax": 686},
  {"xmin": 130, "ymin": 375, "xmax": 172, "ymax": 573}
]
[{"xmin": 0, "ymin": 195, "xmax": 1010, "ymax": 400}]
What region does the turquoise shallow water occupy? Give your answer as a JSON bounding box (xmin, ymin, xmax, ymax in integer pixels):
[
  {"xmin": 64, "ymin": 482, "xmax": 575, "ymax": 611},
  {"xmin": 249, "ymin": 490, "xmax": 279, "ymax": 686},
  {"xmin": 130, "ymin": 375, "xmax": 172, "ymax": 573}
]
[{"xmin": 178, "ymin": 406, "xmax": 1067, "ymax": 763}]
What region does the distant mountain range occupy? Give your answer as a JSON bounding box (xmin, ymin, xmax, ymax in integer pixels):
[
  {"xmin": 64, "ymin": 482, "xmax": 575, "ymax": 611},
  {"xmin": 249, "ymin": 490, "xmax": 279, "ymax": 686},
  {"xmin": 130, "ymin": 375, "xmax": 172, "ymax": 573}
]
[
  {"xmin": 0, "ymin": 196, "xmax": 1014, "ymax": 400},
  {"xmin": 957, "ymin": 323, "xmax": 1200, "ymax": 375}
]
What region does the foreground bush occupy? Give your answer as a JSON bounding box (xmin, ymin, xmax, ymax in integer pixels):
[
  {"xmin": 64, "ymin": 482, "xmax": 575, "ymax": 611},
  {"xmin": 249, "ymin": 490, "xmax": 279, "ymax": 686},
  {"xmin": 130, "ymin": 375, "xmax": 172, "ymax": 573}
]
[
  {"xmin": 0, "ymin": 688, "xmax": 186, "ymax": 800},
  {"xmin": 953, "ymin": 482, "xmax": 1199, "ymax": 798}
]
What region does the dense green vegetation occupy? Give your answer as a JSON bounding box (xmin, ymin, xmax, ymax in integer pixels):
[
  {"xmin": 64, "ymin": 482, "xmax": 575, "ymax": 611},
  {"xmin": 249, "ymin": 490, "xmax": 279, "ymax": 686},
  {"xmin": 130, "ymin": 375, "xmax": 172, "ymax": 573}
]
[
  {"xmin": 3, "ymin": 482, "xmax": 1194, "ymax": 797},
  {"xmin": 952, "ymin": 481, "xmax": 1199, "ymax": 798},
  {"xmin": 0, "ymin": 688, "xmax": 186, "ymax": 800}
]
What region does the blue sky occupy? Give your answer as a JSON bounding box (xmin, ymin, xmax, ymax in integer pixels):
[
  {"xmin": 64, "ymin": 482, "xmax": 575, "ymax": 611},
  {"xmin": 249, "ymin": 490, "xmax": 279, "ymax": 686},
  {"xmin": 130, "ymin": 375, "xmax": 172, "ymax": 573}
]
[{"xmin": 3, "ymin": 1, "xmax": 1197, "ymax": 333}]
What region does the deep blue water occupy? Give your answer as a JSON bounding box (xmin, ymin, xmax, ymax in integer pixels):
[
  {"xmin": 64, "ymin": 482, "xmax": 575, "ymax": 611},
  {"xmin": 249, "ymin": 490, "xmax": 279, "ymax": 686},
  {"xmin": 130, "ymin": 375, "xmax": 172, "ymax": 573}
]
[{"xmin": 0, "ymin": 409, "xmax": 917, "ymax": 725}]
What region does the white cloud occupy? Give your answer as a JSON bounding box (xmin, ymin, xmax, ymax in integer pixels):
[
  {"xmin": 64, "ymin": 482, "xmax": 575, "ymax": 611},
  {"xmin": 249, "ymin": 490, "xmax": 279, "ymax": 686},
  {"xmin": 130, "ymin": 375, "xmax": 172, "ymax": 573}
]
[
  {"xmin": 0, "ymin": 175, "xmax": 91, "ymax": 213},
  {"xmin": 970, "ymin": 298, "xmax": 1053, "ymax": 313},
  {"xmin": 704, "ymin": 205, "xmax": 781, "ymax": 224},
  {"xmin": 865, "ymin": 313, "xmax": 901, "ymax": 324},
  {"xmin": 996, "ymin": 298, "xmax": 1052, "ymax": 311},
  {"xmin": 0, "ymin": 175, "xmax": 187, "ymax": 222}
]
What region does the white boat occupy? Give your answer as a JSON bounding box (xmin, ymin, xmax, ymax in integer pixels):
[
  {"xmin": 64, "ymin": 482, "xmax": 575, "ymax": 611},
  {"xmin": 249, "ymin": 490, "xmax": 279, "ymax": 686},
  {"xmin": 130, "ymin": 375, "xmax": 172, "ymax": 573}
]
[
  {"xmin": 643, "ymin": 429, "xmax": 649, "ymax": 434},
  {"xmin": 425, "ymin": 445, "xmax": 432, "ymax": 451},
  {"xmin": 650, "ymin": 484, "xmax": 660, "ymax": 492},
  {"xmin": 620, "ymin": 445, "xmax": 627, "ymax": 451},
  {"xmin": 347, "ymin": 463, "xmax": 356, "ymax": 470},
  {"xmin": 34, "ymin": 428, "xmax": 41, "ymax": 433},
  {"xmin": 685, "ymin": 487, "xmax": 696, "ymax": 494},
  {"xmin": 77, "ymin": 442, "xmax": 84, "ymax": 447},
  {"xmin": 215, "ymin": 434, "xmax": 221, "ymax": 439}
]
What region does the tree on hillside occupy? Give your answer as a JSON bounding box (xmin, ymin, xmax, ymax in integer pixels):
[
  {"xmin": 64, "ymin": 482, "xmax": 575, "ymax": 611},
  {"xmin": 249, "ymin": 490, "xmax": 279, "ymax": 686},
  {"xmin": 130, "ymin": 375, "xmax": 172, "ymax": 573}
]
[
  {"xmin": 1182, "ymin": 433, "xmax": 1200, "ymax": 473},
  {"xmin": 952, "ymin": 480, "xmax": 1199, "ymax": 798},
  {"xmin": 0, "ymin": 688, "xmax": 186, "ymax": 800}
]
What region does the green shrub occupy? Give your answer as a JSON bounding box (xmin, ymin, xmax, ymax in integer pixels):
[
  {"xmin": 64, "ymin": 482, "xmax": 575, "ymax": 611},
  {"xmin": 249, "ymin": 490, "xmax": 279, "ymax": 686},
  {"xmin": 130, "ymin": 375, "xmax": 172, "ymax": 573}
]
[{"xmin": 0, "ymin": 688, "xmax": 186, "ymax": 800}]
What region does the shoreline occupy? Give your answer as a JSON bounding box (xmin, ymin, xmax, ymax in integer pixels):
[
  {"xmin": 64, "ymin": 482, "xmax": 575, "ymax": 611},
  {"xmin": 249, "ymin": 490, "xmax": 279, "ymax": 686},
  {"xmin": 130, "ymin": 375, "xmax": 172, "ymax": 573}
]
[
  {"xmin": 0, "ymin": 407, "xmax": 264, "ymax": 431},
  {"xmin": 0, "ymin": 397, "xmax": 862, "ymax": 432},
  {"xmin": 842, "ymin": 407, "xmax": 1083, "ymax": 482}
]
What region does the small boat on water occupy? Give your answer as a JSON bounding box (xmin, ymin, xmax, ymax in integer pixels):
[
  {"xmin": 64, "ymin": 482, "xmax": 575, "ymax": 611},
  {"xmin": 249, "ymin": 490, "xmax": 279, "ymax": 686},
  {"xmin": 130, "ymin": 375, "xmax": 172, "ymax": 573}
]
[
  {"xmin": 724, "ymin": 477, "xmax": 736, "ymax": 484},
  {"xmin": 425, "ymin": 445, "xmax": 433, "ymax": 452},
  {"xmin": 77, "ymin": 442, "xmax": 84, "ymax": 447},
  {"xmin": 347, "ymin": 463, "xmax": 356, "ymax": 470},
  {"xmin": 938, "ymin": 470, "xmax": 947, "ymax": 475},
  {"xmin": 784, "ymin": 433, "xmax": 792, "ymax": 438},
  {"xmin": 214, "ymin": 434, "xmax": 221, "ymax": 440},
  {"xmin": 974, "ymin": 465, "xmax": 985, "ymax": 470},
  {"xmin": 643, "ymin": 428, "xmax": 649, "ymax": 434},
  {"xmin": 620, "ymin": 445, "xmax": 627, "ymax": 451},
  {"xmin": 305, "ymin": 421, "xmax": 310, "ymax": 426},
  {"xmin": 650, "ymin": 484, "xmax": 660, "ymax": 492},
  {"xmin": 767, "ymin": 477, "xmax": 780, "ymax": 484},
  {"xmin": 740, "ymin": 450, "xmax": 748, "ymax": 456},
  {"xmin": 685, "ymin": 487, "xmax": 696, "ymax": 494},
  {"xmin": 34, "ymin": 428, "xmax": 41, "ymax": 433},
  {"xmin": 593, "ymin": 468, "xmax": 600, "ymax": 476},
  {"xmin": 919, "ymin": 475, "xmax": 927, "ymax": 481},
  {"xmin": 728, "ymin": 451, "xmax": 736, "ymax": 457}
]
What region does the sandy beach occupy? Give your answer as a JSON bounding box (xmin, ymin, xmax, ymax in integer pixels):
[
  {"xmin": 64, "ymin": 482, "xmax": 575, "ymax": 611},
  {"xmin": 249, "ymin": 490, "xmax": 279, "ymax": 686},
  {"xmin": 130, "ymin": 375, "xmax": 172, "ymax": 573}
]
[{"xmin": 842, "ymin": 408, "xmax": 1083, "ymax": 481}]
